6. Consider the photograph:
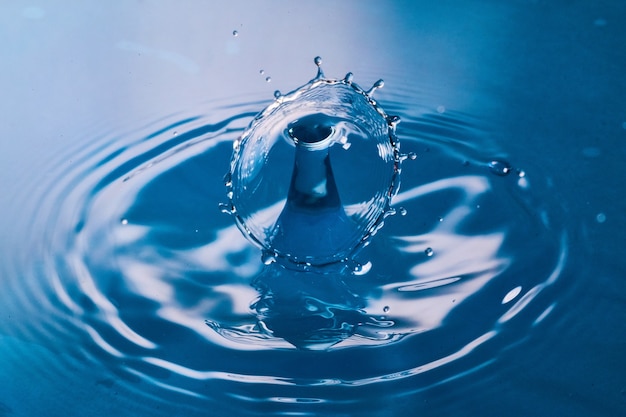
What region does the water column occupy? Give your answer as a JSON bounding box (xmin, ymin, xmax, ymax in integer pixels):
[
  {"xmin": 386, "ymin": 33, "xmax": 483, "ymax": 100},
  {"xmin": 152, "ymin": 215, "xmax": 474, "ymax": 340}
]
[{"xmin": 270, "ymin": 114, "xmax": 356, "ymax": 266}]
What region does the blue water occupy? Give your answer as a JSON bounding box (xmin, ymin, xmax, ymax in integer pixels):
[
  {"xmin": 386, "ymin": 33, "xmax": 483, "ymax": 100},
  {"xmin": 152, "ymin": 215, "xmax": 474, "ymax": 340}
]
[{"xmin": 1, "ymin": 2, "xmax": 625, "ymax": 417}]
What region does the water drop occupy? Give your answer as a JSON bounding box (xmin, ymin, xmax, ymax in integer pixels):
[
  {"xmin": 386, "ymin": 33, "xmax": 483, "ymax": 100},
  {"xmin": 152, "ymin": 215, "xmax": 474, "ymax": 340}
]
[
  {"xmin": 265, "ymin": 76, "xmax": 272, "ymax": 83},
  {"xmin": 383, "ymin": 306, "xmax": 390, "ymax": 313},
  {"xmin": 218, "ymin": 202, "xmax": 233, "ymax": 215},
  {"xmin": 262, "ymin": 252, "xmax": 276, "ymax": 265},
  {"xmin": 353, "ymin": 261, "xmax": 372, "ymax": 276},
  {"xmin": 425, "ymin": 247, "xmax": 434, "ymax": 257},
  {"xmin": 232, "ymin": 30, "xmax": 239, "ymax": 37},
  {"xmin": 172, "ymin": 131, "xmax": 178, "ymax": 136},
  {"xmin": 436, "ymin": 105, "xmax": 446, "ymax": 114},
  {"xmin": 517, "ymin": 169, "xmax": 526, "ymax": 178},
  {"xmin": 366, "ymin": 79, "xmax": 384, "ymax": 96},
  {"xmin": 408, "ymin": 152, "xmax": 417, "ymax": 160},
  {"xmin": 488, "ymin": 160, "xmax": 512, "ymax": 176},
  {"xmin": 438, "ymin": 216, "xmax": 443, "ymax": 222},
  {"xmin": 387, "ymin": 115, "xmax": 401, "ymax": 126},
  {"xmin": 273, "ymin": 90, "xmax": 282, "ymax": 99},
  {"xmin": 344, "ymin": 72, "xmax": 354, "ymax": 83},
  {"xmin": 398, "ymin": 207, "xmax": 407, "ymax": 216},
  {"xmin": 314, "ymin": 56, "xmax": 322, "ymax": 67},
  {"xmin": 121, "ymin": 218, "xmax": 128, "ymax": 225},
  {"xmin": 596, "ymin": 213, "xmax": 607, "ymax": 223},
  {"xmin": 259, "ymin": 69, "xmax": 265, "ymax": 75}
]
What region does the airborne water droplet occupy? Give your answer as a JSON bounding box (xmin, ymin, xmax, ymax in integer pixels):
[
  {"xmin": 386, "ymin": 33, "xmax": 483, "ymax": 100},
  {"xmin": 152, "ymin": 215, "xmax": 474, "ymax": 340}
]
[
  {"xmin": 259, "ymin": 69, "xmax": 265, "ymax": 75},
  {"xmin": 121, "ymin": 218, "xmax": 128, "ymax": 225},
  {"xmin": 383, "ymin": 306, "xmax": 390, "ymax": 313},
  {"xmin": 265, "ymin": 76, "xmax": 272, "ymax": 83},
  {"xmin": 425, "ymin": 247, "xmax": 434, "ymax": 257},
  {"xmin": 314, "ymin": 56, "xmax": 322, "ymax": 67},
  {"xmin": 398, "ymin": 207, "xmax": 407, "ymax": 216},
  {"xmin": 408, "ymin": 152, "xmax": 417, "ymax": 160},
  {"xmin": 232, "ymin": 30, "xmax": 239, "ymax": 37},
  {"xmin": 488, "ymin": 160, "xmax": 512, "ymax": 176}
]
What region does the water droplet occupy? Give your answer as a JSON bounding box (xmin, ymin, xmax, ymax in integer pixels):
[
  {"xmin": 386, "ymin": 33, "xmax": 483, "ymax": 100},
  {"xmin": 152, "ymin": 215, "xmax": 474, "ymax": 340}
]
[
  {"xmin": 353, "ymin": 261, "xmax": 372, "ymax": 276},
  {"xmin": 425, "ymin": 247, "xmax": 434, "ymax": 257},
  {"xmin": 517, "ymin": 169, "xmax": 526, "ymax": 178},
  {"xmin": 596, "ymin": 213, "xmax": 607, "ymax": 223},
  {"xmin": 344, "ymin": 72, "xmax": 354, "ymax": 83},
  {"xmin": 218, "ymin": 202, "xmax": 233, "ymax": 215},
  {"xmin": 273, "ymin": 90, "xmax": 282, "ymax": 99},
  {"xmin": 121, "ymin": 219, "xmax": 128, "ymax": 225},
  {"xmin": 387, "ymin": 116, "xmax": 401, "ymax": 129},
  {"xmin": 262, "ymin": 252, "xmax": 276, "ymax": 265},
  {"xmin": 408, "ymin": 152, "xmax": 417, "ymax": 160},
  {"xmin": 172, "ymin": 131, "xmax": 178, "ymax": 136},
  {"xmin": 488, "ymin": 160, "xmax": 512, "ymax": 176},
  {"xmin": 367, "ymin": 79, "xmax": 384, "ymax": 96},
  {"xmin": 398, "ymin": 207, "xmax": 407, "ymax": 216},
  {"xmin": 265, "ymin": 76, "xmax": 272, "ymax": 83},
  {"xmin": 259, "ymin": 69, "xmax": 265, "ymax": 75},
  {"xmin": 436, "ymin": 105, "xmax": 446, "ymax": 114},
  {"xmin": 383, "ymin": 306, "xmax": 390, "ymax": 313},
  {"xmin": 314, "ymin": 56, "xmax": 322, "ymax": 67},
  {"xmin": 438, "ymin": 216, "xmax": 443, "ymax": 222},
  {"xmin": 232, "ymin": 30, "xmax": 239, "ymax": 37}
]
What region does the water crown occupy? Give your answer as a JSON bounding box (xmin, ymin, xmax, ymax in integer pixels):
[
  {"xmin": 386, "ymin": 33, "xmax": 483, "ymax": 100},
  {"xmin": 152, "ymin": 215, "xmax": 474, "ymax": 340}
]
[{"xmin": 226, "ymin": 57, "xmax": 401, "ymax": 268}]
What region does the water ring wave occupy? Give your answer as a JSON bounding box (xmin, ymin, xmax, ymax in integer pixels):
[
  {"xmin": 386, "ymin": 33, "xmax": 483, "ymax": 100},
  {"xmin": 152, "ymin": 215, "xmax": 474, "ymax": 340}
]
[{"xmin": 2, "ymin": 87, "xmax": 570, "ymax": 414}]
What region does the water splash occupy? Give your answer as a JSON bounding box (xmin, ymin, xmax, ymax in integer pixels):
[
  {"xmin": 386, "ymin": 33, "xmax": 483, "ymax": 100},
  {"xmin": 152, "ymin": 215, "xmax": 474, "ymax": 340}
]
[
  {"xmin": 226, "ymin": 57, "xmax": 401, "ymax": 267},
  {"xmin": 0, "ymin": 60, "xmax": 572, "ymax": 414}
]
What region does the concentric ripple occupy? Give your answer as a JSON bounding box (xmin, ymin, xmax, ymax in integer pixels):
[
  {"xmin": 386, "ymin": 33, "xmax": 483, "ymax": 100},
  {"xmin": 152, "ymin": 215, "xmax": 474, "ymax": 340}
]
[{"xmin": 1, "ymin": 83, "xmax": 570, "ymax": 416}]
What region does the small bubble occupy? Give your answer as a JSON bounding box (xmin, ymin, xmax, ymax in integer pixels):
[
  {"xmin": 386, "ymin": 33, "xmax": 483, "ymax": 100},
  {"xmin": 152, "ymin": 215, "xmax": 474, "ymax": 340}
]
[
  {"xmin": 232, "ymin": 30, "xmax": 239, "ymax": 37},
  {"xmin": 194, "ymin": 229, "xmax": 199, "ymax": 233},
  {"xmin": 121, "ymin": 219, "xmax": 128, "ymax": 225},
  {"xmin": 425, "ymin": 247, "xmax": 434, "ymax": 257},
  {"xmin": 438, "ymin": 216, "xmax": 443, "ymax": 222},
  {"xmin": 408, "ymin": 152, "xmax": 417, "ymax": 160},
  {"xmin": 265, "ymin": 76, "xmax": 272, "ymax": 83},
  {"xmin": 517, "ymin": 169, "xmax": 526, "ymax": 178},
  {"xmin": 383, "ymin": 306, "xmax": 390, "ymax": 313},
  {"xmin": 596, "ymin": 213, "xmax": 607, "ymax": 223},
  {"xmin": 314, "ymin": 56, "xmax": 322, "ymax": 67},
  {"xmin": 436, "ymin": 105, "xmax": 446, "ymax": 114},
  {"xmin": 399, "ymin": 207, "xmax": 407, "ymax": 216},
  {"xmin": 488, "ymin": 159, "xmax": 512, "ymax": 176}
]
